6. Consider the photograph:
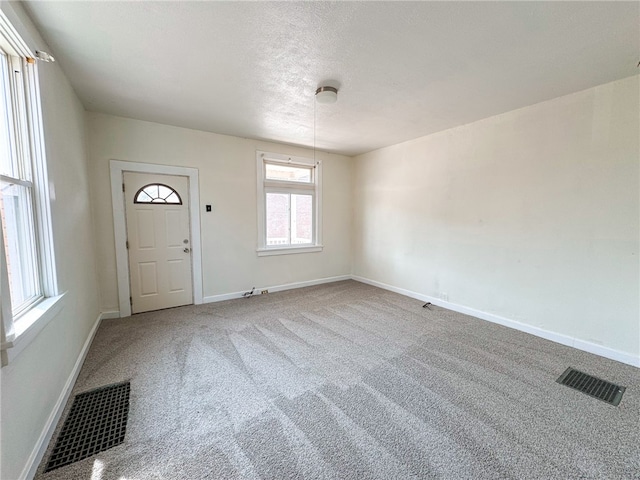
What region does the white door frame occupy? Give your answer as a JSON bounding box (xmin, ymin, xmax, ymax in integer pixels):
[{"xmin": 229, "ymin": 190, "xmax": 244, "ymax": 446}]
[{"xmin": 110, "ymin": 159, "xmax": 203, "ymax": 317}]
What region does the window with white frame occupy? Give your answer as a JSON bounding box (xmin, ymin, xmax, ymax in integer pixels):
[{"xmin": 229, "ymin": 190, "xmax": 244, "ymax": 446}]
[
  {"xmin": 1, "ymin": 11, "xmax": 58, "ymax": 363},
  {"xmin": 256, "ymin": 151, "xmax": 322, "ymax": 256}
]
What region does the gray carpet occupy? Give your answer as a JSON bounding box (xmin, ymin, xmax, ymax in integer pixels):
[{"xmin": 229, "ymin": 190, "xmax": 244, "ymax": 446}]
[{"xmin": 35, "ymin": 280, "xmax": 639, "ymax": 479}]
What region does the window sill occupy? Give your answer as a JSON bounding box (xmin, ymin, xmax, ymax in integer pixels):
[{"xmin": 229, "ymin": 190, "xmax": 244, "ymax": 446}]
[
  {"xmin": 2, "ymin": 292, "xmax": 66, "ymax": 364},
  {"xmin": 257, "ymin": 245, "xmax": 323, "ymax": 257}
]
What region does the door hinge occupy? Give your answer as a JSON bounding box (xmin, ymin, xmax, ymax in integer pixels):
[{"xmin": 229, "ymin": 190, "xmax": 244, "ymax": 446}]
[
  {"xmin": 126, "ymin": 240, "xmax": 129, "ymax": 249},
  {"xmin": 129, "ymin": 296, "xmax": 133, "ymax": 306},
  {"xmin": 122, "ymin": 183, "xmax": 125, "ymax": 192}
]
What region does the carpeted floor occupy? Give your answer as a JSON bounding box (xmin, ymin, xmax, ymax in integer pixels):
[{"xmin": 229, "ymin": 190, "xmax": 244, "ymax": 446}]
[{"xmin": 35, "ymin": 280, "xmax": 639, "ymax": 479}]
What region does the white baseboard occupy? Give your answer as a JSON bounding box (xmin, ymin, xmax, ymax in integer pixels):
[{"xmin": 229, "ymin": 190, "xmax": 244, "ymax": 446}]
[
  {"xmin": 99, "ymin": 310, "xmax": 120, "ymax": 320},
  {"xmin": 21, "ymin": 312, "xmax": 104, "ymax": 480},
  {"xmin": 203, "ymin": 290, "xmax": 250, "ymax": 303},
  {"xmin": 352, "ymin": 275, "xmax": 640, "ymax": 368},
  {"xmin": 203, "ymin": 275, "xmax": 352, "ymax": 304},
  {"xmin": 571, "ymin": 339, "xmax": 639, "ymax": 368}
]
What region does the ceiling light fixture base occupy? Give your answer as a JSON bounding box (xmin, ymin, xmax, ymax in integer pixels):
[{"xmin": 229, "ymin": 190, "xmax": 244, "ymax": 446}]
[{"xmin": 315, "ymin": 86, "xmax": 338, "ymax": 104}]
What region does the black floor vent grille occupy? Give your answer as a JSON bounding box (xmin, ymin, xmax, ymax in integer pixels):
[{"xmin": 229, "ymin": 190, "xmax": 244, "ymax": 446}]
[
  {"xmin": 45, "ymin": 382, "xmax": 130, "ymax": 472},
  {"xmin": 557, "ymin": 368, "xmax": 625, "ymax": 406}
]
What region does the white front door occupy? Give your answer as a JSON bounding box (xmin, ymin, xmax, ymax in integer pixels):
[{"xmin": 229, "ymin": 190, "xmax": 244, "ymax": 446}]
[{"xmin": 124, "ymin": 172, "xmax": 193, "ymax": 313}]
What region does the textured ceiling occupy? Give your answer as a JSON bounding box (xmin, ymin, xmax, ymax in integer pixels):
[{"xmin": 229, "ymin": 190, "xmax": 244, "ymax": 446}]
[{"xmin": 23, "ymin": 1, "xmax": 639, "ymax": 156}]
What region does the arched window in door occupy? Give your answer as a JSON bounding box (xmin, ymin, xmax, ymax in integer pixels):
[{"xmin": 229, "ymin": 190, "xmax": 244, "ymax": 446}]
[{"xmin": 134, "ymin": 183, "xmax": 182, "ymax": 204}]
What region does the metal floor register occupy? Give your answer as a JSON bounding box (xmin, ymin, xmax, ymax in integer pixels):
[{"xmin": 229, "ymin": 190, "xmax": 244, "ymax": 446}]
[
  {"xmin": 556, "ymin": 367, "xmax": 625, "ymax": 406},
  {"xmin": 45, "ymin": 382, "xmax": 131, "ymax": 472}
]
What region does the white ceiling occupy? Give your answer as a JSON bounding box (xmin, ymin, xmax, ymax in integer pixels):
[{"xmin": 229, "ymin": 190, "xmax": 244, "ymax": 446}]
[{"xmin": 23, "ymin": 1, "xmax": 639, "ymax": 157}]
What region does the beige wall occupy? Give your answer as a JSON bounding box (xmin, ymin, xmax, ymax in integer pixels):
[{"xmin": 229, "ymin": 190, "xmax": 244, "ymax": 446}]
[
  {"xmin": 353, "ymin": 75, "xmax": 640, "ymax": 359},
  {"xmin": 0, "ymin": 3, "xmax": 101, "ymax": 479},
  {"xmin": 86, "ymin": 113, "xmax": 353, "ymax": 312}
]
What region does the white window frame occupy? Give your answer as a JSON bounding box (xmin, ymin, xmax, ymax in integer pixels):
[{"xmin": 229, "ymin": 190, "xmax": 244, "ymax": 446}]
[
  {"xmin": 256, "ymin": 151, "xmax": 322, "ymax": 256},
  {"xmin": 0, "ymin": 11, "xmax": 61, "ymax": 366}
]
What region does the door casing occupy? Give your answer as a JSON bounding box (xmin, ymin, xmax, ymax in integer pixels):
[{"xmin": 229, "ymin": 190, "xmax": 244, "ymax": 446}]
[{"xmin": 110, "ymin": 160, "xmax": 203, "ymax": 317}]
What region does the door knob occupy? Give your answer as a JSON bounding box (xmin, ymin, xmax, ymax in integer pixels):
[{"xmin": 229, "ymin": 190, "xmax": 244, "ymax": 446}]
[{"xmin": 183, "ymin": 248, "xmax": 190, "ymax": 253}]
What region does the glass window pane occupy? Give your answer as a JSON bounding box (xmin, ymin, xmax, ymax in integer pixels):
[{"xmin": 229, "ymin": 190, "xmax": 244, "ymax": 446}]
[
  {"xmin": 148, "ymin": 184, "xmax": 159, "ymax": 199},
  {"xmin": 265, "ymin": 164, "xmax": 311, "ymax": 183},
  {"xmin": 138, "ymin": 191, "xmax": 153, "ymax": 202},
  {"xmin": 165, "ymin": 192, "xmax": 180, "ymax": 204},
  {"xmin": 291, "ymin": 194, "xmax": 312, "ymax": 244},
  {"xmin": 266, "ymin": 193, "xmax": 290, "ymax": 246},
  {"xmin": 158, "ymin": 185, "xmax": 172, "ymax": 199},
  {"xmin": 1, "ymin": 180, "xmax": 41, "ymax": 313},
  {"xmin": 8, "ymin": 57, "xmax": 32, "ymax": 182},
  {"xmin": 0, "ymin": 52, "xmax": 17, "ymax": 178}
]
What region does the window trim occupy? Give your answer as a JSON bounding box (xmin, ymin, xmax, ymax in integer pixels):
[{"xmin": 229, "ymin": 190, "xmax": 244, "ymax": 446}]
[
  {"xmin": 3, "ymin": 292, "xmax": 66, "ymax": 364},
  {"xmin": 0, "ymin": 10, "xmax": 59, "ymax": 365},
  {"xmin": 256, "ymin": 151, "xmax": 323, "ymax": 256}
]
